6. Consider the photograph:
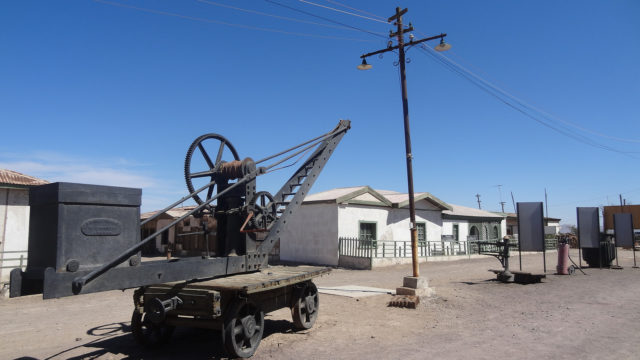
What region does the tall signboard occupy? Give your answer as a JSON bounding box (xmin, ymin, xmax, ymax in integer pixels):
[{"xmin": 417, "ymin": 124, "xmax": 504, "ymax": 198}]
[
  {"xmin": 577, "ymin": 207, "xmax": 599, "ymax": 248},
  {"xmin": 517, "ymin": 202, "xmax": 545, "ymax": 252}
]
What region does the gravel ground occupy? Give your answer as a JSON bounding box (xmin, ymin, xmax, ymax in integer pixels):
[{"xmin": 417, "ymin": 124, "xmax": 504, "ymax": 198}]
[{"xmin": 1, "ymin": 248, "xmax": 639, "ymax": 359}]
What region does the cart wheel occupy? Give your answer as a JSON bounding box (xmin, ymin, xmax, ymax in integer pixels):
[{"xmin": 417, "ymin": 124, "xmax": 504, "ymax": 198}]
[
  {"xmin": 291, "ymin": 282, "xmax": 319, "ymax": 330},
  {"xmin": 568, "ymin": 265, "xmax": 576, "ymax": 275},
  {"xmin": 222, "ymin": 301, "xmax": 264, "ymax": 358},
  {"xmin": 131, "ymin": 310, "xmax": 174, "ymax": 345}
]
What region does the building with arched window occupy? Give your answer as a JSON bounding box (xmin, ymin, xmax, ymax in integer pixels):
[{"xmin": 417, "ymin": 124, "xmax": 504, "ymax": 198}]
[{"xmin": 442, "ymin": 204, "xmax": 506, "ymax": 242}]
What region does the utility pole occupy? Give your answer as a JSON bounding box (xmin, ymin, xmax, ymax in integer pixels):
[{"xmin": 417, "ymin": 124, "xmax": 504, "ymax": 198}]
[
  {"xmin": 476, "ymin": 194, "xmax": 482, "ymax": 209},
  {"xmin": 358, "ymin": 7, "xmax": 449, "ymax": 288},
  {"xmin": 544, "ymin": 188, "xmax": 549, "ymax": 226},
  {"xmin": 500, "ymin": 201, "xmax": 506, "ymax": 213}
]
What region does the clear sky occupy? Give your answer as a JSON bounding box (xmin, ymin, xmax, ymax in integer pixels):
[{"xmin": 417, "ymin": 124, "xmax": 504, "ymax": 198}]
[{"xmin": 1, "ymin": 0, "xmax": 639, "ymax": 226}]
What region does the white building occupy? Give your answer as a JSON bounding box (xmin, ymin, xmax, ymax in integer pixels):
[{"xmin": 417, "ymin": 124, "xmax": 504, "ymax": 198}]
[
  {"xmin": 279, "ymin": 186, "xmax": 451, "ymax": 267},
  {"xmin": 0, "ymin": 169, "xmax": 48, "ymax": 285},
  {"xmin": 442, "ymin": 204, "xmax": 507, "ymax": 242}
]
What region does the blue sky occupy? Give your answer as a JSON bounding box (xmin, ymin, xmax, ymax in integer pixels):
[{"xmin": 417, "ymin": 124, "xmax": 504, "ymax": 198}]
[{"xmin": 1, "ymin": 0, "xmax": 638, "ymax": 226}]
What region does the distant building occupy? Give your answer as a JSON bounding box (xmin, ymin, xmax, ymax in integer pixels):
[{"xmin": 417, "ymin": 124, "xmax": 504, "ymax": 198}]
[
  {"xmin": 492, "ymin": 212, "xmax": 561, "ymax": 237},
  {"xmin": 443, "ymin": 205, "xmax": 506, "ymax": 242},
  {"xmin": 603, "ymin": 205, "xmax": 640, "ymax": 232},
  {"xmin": 140, "ymin": 206, "xmax": 216, "ymax": 256},
  {"xmin": 0, "ymin": 169, "xmax": 48, "ymax": 284}
]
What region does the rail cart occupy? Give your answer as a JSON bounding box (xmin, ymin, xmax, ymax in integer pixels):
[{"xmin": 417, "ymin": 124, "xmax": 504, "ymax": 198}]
[
  {"xmin": 11, "ymin": 120, "xmax": 351, "ymax": 358},
  {"xmin": 134, "ymin": 266, "xmax": 328, "ymax": 357}
]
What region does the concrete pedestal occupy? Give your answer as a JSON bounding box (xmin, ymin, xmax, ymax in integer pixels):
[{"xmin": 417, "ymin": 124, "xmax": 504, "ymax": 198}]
[{"xmin": 395, "ymin": 276, "xmax": 434, "ymax": 297}]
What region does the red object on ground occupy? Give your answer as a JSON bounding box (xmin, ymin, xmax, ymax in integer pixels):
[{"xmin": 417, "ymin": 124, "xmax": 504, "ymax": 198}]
[{"xmin": 557, "ymin": 243, "xmax": 570, "ymax": 274}]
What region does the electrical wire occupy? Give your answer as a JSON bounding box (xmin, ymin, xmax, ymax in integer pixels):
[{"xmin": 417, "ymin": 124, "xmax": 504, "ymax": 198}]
[
  {"xmin": 264, "ymin": 0, "xmax": 387, "ymax": 39},
  {"xmin": 196, "ymin": 0, "xmax": 379, "ymax": 34},
  {"xmin": 324, "ymin": 0, "xmax": 387, "ymax": 21},
  {"xmin": 93, "ymin": 0, "xmax": 377, "ymax": 42},
  {"xmin": 297, "ymin": 0, "xmax": 389, "ymax": 24},
  {"xmin": 417, "ymin": 45, "xmax": 639, "ymax": 158},
  {"xmin": 412, "ymin": 30, "xmax": 640, "ymax": 145}
]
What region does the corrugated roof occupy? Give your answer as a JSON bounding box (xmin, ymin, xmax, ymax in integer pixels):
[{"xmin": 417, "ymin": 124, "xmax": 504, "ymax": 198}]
[
  {"xmin": 0, "ymin": 169, "xmax": 48, "ymax": 186},
  {"xmin": 443, "ymin": 204, "xmax": 505, "ymax": 219}
]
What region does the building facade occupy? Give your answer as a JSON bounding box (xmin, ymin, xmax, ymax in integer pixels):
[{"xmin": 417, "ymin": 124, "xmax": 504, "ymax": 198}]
[{"xmin": 0, "ymin": 170, "xmax": 48, "ymax": 284}]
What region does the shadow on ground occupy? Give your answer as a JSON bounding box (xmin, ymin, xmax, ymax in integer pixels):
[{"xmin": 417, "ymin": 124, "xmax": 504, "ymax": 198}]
[{"xmin": 41, "ymin": 318, "xmax": 298, "ymax": 360}]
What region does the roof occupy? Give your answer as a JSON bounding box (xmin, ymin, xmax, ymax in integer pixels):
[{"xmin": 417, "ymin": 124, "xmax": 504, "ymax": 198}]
[
  {"xmin": 141, "ymin": 205, "xmax": 197, "ymax": 220},
  {"xmin": 443, "ymin": 204, "xmax": 505, "ymax": 220},
  {"xmin": 303, "ymin": 186, "xmax": 451, "ymax": 211},
  {"xmin": 492, "ymin": 211, "xmax": 561, "ymax": 222},
  {"xmin": 0, "ymin": 169, "xmax": 48, "ymax": 187}
]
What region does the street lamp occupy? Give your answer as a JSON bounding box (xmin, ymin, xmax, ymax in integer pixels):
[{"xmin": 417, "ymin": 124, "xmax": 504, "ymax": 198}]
[
  {"xmin": 358, "ymin": 7, "xmax": 450, "ymax": 298},
  {"xmin": 357, "ymin": 58, "xmax": 372, "ymax": 70}
]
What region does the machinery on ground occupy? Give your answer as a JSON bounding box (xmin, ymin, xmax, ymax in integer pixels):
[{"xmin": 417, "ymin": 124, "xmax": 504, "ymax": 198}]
[
  {"xmin": 10, "ymin": 120, "xmax": 351, "ymax": 357},
  {"xmin": 479, "ymin": 237, "xmax": 546, "ymax": 284}
]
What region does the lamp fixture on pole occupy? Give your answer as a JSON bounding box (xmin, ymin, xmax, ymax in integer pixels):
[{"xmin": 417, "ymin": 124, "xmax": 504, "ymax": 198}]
[{"xmin": 357, "ymin": 58, "xmax": 372, "ymax": 70}]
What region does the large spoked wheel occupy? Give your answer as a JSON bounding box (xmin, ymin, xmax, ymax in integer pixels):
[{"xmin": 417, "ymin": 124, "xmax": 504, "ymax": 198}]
[
  {"xmin": 131, "ymin": 310, "xmax": 175, "ymax": 346},
  {"xmin": 184, "ymin": 133, "xmax": 240, "ymax": 206},
  {"xmin": 222, "ymin": 301, "xmax": 264, "ymax": 358},
  {"xmin": 291, "ymin": 281, "xmax": 319, "ymax": 330}
]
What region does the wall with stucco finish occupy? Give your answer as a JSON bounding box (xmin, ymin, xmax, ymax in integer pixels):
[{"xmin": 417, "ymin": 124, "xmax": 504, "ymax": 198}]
[
  {"xmin": 279, "ymin": 203, "xmax": 338, "ymax": 266},
  {"xmin": 338, "ymin": 201, "xmax": 442, "ymax": 242},
  {"xmin": 0, "ymin": 188, "xmax": 30, "ymax": 283}
]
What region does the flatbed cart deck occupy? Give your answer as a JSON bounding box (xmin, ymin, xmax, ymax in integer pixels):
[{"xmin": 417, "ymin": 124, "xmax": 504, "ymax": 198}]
[{"xmin": 132, "ymin": 265, "xmax": 329, "ymax": 358}]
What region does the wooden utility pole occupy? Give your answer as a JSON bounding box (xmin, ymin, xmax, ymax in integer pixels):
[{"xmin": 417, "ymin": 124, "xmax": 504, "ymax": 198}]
[{"xmin": 359, "ymin": 8, "xmax": 448, "ymax": 278}]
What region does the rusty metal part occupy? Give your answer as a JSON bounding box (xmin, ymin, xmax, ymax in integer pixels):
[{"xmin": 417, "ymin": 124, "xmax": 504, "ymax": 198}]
[
  {"xmin": 219, "ymin": 158, "xmax": 256, "ymax": 180},
  {"xmin": 387, "ymin": 295, "xmax": 419, "ymax": 309}
]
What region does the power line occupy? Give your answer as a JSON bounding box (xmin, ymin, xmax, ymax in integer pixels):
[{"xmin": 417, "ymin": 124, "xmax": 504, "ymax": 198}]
[
  {"xmin": 264, "ymin": 0, "xmax": 387, "ymax": 39},
  {"xmin": 414, "ymin": 28, "xmax": 640, "ymax": 145},
  {"xmin": 93, "ymin": 0, "xmax": 377, "ymax": 42},
  {"xmin": 297, "ymin": 0, "xmax": 389, "ymax": 24},
  {"xmin": 196, "ymin": 0, "xmax": 382, "ymax": 34},
  {"xmin": 441, "ymin": 51, "xmax": 640, "ymax": 144},
  {"xmin": 324, "ymin": 0, "xmax": 387, "ymax": 21},
  {"xmin": 417, "ymin": 45, "xmax": 640, "ymax": 158}
]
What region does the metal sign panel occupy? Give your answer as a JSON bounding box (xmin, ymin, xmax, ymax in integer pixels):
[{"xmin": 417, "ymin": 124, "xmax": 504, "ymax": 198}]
[
  {"xmin": 614, "ymin": 213, "xmax": 634, "ymax": 248},
  {"xmin": 517, "ymin": 202, "xmax": 545, "ymax": 252},
  {"xmin": 577, "ymin": 207, "xmax": 600, "ymax": 248}
]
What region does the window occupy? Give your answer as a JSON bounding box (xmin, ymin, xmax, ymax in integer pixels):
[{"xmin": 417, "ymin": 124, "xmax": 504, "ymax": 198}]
[
  {"xmin": 359, "ymin": 222, "xmax": 376, "ymax": 240},
  {"xmin": 491, "ymin": 225, "xmax": 499, "ymax": 240},
  {"xmin": 469, "ymin": 226, "xmax": 479, "ymax": 241},
  {"xmin": 417, "ymin": 223, "xmax": 426, "ymax": 244},
  {"xmin": 453, "ymin": 224, "xmax": 459, "ymax": 241},
  {"xmin": 359, "ymin": 221, "xmax": 377, "ymax": 247}
]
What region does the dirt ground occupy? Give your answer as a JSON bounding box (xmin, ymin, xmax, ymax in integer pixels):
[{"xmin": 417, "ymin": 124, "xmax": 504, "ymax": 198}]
[{"xmin": 1, "ymin": 249, "xmax": 639, "ymax": 360}]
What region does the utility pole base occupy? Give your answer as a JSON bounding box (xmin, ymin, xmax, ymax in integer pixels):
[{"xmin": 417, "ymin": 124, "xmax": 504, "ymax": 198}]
[{"xmin": 395, "ymin": 276, "xmax": 434, "ymax": 298}]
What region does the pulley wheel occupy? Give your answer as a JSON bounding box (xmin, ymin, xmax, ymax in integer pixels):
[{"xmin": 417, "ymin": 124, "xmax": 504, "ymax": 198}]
[
  {"xmin": 249, "ymin": 191, "xmax": 278, "ymax": 230},
  {"xmin": 184, "ymin": 134, "xmax": 240, "ymax": 206}
]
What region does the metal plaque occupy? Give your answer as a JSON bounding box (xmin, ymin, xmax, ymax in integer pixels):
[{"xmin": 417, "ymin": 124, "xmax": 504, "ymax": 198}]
[
  {"xmin": 517, "ymin": 202, "xmax": 545, "ymax": 252},
  {"xmin": 614, "ymin": 213, "xmax": 634, "ymax": 247},
  {"xmin": 577, "ymin": 207, "xmax": 600, "ymax": 248}
]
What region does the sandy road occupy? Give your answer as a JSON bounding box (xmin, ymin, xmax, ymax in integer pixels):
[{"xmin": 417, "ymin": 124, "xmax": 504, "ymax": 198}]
[{"xmin": 1, "ymin": 249, "xmax": 639, "ymax": 359}]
